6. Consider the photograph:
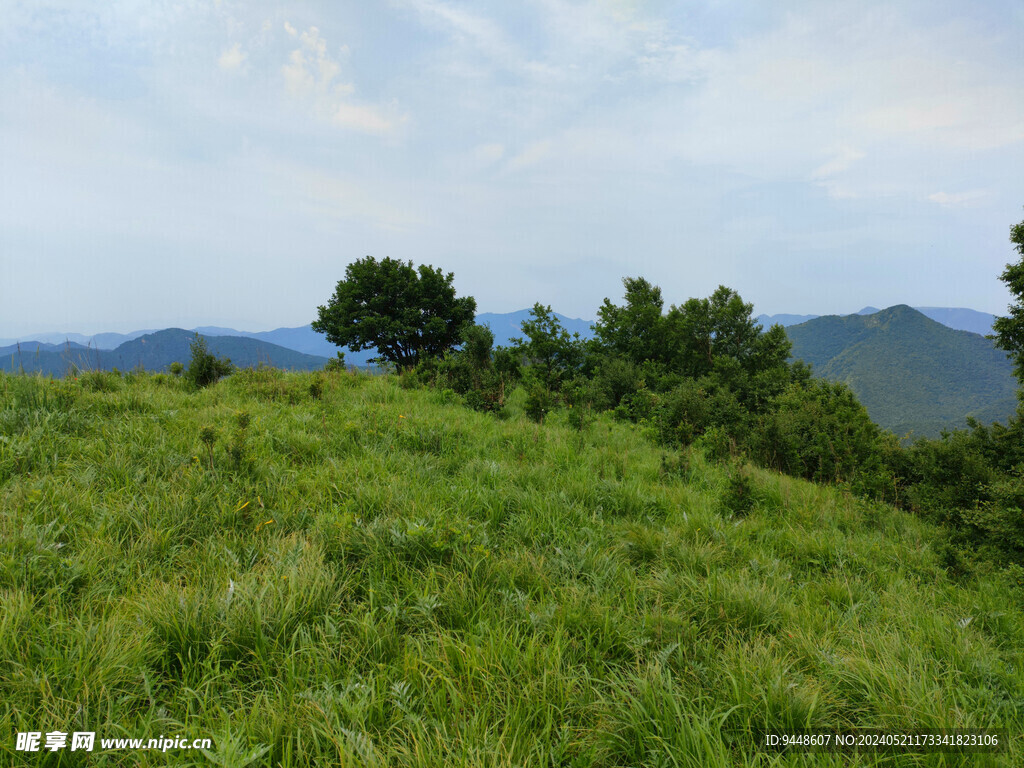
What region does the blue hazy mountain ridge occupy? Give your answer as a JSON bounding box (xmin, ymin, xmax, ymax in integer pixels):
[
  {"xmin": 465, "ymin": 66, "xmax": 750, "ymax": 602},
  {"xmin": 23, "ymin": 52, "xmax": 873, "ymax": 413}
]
[
  {"xmin": 0, "ymin": 341, "xmax": 92, "ymax": 354},
  {"xmin": 186, "ymin": 311, "xmax": 596, "ymax": 364},
  {"xmin": 3, "ymin": 306, "xmax": 994, "ymax": 352},
  {"xmin": 194, "ymin": 325, "xmax": 345, "ymax": 358},
  {"xmin": 2, "ymin": 312, "xmax": 596, "ymax": 371},
  {"xmin": 784, "ymin": 306, "xmax": 1018, "ymax": 438},
  {"xmin": 911, "ymin": 307, "xmax": 1000, "ymax": 336},
  {"xmin": 0, "ymin": 330, "xmax": 156, "ymax": 349},
  {"xmin": 0, "ymin": 329, "xmax": 328, "ymax": 376},
  {"xmin": 476, "ymin": 310, "xmax": 596, "ymax": 347}
]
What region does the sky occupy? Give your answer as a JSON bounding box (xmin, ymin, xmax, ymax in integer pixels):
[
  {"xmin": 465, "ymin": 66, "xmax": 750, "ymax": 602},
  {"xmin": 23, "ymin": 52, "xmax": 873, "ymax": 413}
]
[{"xmin": 2, "ymin": 0, "xmax": 1023, "ymax": 336}]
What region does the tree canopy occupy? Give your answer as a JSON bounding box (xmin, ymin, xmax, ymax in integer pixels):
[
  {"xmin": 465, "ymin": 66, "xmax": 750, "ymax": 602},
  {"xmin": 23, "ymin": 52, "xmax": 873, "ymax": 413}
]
[
  {"xmin": 593, "ymin": 277, "xmax": 666, "ymax": 366},
  {"xmin": 993, "ymin": 212, "xmax": 1024, "ymax": 383},
  {"xmin": 312, "ymin": 256, "xmax": 476, "ymax": 370},
  {"xmin": 510, "ymin": 303, "xmax": 584, "ymax": 393}
]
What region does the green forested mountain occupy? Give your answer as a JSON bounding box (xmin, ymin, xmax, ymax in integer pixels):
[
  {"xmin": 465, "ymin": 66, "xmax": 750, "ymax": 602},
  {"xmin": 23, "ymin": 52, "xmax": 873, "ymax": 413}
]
[
  {"xmin": 786, "ymin": 305, "xmax": 1018, "ymax": 437},
  {"xmin": 758, "ymin": 305, "xmax": 997, "ymax": 334},
  {"xmin": 0, "ymin": 329, "xmax": 328, "ymax": 376}
]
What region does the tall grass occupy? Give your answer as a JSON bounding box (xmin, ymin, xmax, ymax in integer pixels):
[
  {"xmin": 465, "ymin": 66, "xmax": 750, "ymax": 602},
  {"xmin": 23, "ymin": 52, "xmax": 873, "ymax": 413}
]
[{"xmin": 0, "ymin": 368, "xmax": 1021, "ymax": 766}]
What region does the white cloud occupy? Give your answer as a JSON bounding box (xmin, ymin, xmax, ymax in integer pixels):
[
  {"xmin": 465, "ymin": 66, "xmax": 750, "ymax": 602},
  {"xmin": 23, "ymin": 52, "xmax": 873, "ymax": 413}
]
[
  {"xmin": 282, "ymin": 25, "xmax": 348, "ymax": 96},
  {"xmin": 400, "ymin": 0, "xmax": 513, "ymax": 61},
  {"xmin": 218, "ymin": 42, "xmax": 246, "ymax": 72},
  {"xmin": 248, "ymin": 153, "xmax": 428, "ymax": 234},
  {"xmin": 332, "ymin": 102, "xmax": 398, "ymax": 134},
  {"xmin": 811, "ymin": 147, "xmax": 866, "ymax": 180},
  {"xmin": 473, "ymin": 143, "xmax": 504, "ymax": 165},
  {"xmin": 280, "ymin": 24, "xmax": 399, "ymax": 135},
  {"xmin": 635, "ymin": 40, "xmax": 716, "ymax": 83},
  {"xmin": 647, "ymin": 3, "xmax": 1024, "ymax": 201},
  {"xmin": 506, "ymin": 139, "xmax": 553, "ymax": 172},
  {"xmin": 928, "ymin": 190, "xmax": 990, "ymax": 208}
]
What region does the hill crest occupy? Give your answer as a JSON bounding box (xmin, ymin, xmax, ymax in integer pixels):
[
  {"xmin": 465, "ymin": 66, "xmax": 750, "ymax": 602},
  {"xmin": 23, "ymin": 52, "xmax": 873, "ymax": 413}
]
[{"xmin": 786, "ymin": 305, "xmax": 1016, "ymax": 437}]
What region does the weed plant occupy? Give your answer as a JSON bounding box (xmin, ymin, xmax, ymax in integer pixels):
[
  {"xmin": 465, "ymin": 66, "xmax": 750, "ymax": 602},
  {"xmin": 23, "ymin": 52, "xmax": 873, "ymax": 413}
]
[{"xmin": 1, "ymin": 369, "xmax": 1022, "ymax": 766}]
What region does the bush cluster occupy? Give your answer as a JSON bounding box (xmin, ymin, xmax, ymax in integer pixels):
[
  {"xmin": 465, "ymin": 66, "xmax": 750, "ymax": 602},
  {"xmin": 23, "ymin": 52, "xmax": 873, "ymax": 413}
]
[{"xmin": 184, "ymin": 334, "xmax": 233, "ymax": 389}]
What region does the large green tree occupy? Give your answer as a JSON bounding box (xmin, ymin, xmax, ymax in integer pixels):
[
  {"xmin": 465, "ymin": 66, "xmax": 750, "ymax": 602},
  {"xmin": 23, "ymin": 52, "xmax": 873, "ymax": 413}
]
[
  {"xmin": 664, "ymin": 286, "xmax": 791, "ymax": 380},
  {"xmin": 993, "ymin": 212, "xmax": 1024, "ymax": 384},
  {"xmin": 511, "ymin": 303, "xmax": 584, "ymax": 392},
  {"xmin": 593, "ymin": 277, "xmax": 667, "ymax": 365},
  {"xmin": 313, "ymin": 256, "xmax": 476, "ymax": 370}
]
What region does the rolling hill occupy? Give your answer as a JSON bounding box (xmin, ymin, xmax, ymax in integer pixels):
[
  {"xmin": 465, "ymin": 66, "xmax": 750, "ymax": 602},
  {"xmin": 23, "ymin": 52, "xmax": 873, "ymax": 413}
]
[{"xmin": 786, "ymin": 305, "xmax": 1018, "ymax": 437}]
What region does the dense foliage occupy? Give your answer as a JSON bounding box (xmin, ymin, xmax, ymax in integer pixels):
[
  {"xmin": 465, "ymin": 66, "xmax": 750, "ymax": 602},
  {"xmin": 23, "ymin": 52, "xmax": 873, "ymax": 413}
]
[
  {"xmin": 313, "ymin": 256, "xmax": 476, "ymax": 370},
  {"xmin": 184, "ymin": 333, "xmax": 233, "ymax": 389},
  {"xmin": 993, "ymin": 214, "xmax": 1024, "ymax": 381}
]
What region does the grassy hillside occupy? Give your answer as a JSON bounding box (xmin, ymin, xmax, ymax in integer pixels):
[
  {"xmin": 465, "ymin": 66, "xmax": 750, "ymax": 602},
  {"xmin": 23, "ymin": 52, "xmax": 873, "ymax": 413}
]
[
  {"xmin": 786, "ymin": 306, "xmax": 1018, "ymax": 437},
  {"xmin": 2, "ymin": 369, "xmax": 1023, "ymax": 766}
]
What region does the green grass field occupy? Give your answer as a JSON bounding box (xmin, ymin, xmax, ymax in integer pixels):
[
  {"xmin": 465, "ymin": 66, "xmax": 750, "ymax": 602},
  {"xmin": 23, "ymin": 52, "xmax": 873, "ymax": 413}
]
[{"xmin": 2, "ymin": 368, "xmax": 1022, "ymax": 766}]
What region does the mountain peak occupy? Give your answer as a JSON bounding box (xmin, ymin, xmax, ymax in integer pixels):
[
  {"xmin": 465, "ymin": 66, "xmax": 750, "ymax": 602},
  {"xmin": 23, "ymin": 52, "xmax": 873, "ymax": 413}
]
[{"xmin": 785, "ymin": 308, "xmax": 1016, "ymax": 437}]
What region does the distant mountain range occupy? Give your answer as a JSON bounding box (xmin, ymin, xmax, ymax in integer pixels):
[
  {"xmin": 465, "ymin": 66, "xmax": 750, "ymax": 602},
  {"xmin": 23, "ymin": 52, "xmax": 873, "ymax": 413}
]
[
  {"xmin": 758, "ymin": 306, "xmax": 998, "ymax": 336},
  {"xmin": 0, "ymin": 329, "xmax": 328, "ymax": 376},
  {"xmin": 2, "ymin": 305, "xmax": 994, "ymax": 353},
  {"xmin": 0, "ymin": 311, "xmax": 595, "ymax": 376},
  {"xmin": 785, "ymin": 306, "xmax": 1017, "ymax": 438},
  {"xmin": 0, "ymin": 311, "xmax": 596, "ymax": 365},
  {"xmin": 476, "ymin": 310, "xmax": 596, "ymax": 346},
  {"xmin": 3, "ymin": 307, "xmax": 1016, "ymax": 438}
]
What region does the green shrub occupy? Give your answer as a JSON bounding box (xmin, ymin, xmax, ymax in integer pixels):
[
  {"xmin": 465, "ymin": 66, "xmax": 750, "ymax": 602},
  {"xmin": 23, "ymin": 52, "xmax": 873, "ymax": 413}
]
[
  {"xmin": 958, "ymin": 472, "xmax": 1024, "ymax": 562},
  {"xmin": 698, "ymin": 425, "xmax": 734, "ymax": 463},
  {"xmin": 227, "ymin": 411, "xmax": 252, "ymax": 471},
  {"xmin": 524, "ymin": 380, "xmax": 554, "ymax": 423},
  {"xmin": 199, "ymin": 425, "xmax": 217, "ymax": 470},
  {"xmin": 589, "ymin": 356, "xmax": 642, "ymax": 411},
  {"xmin": 419, "ymin": 325, "xmax": 509, "ymax": 414},
  {"xmin": 79, "ymin": 370, "xmax": 123, "ymax": 393},
  {"xmin": 324, "ymin": 351, "xmax": 346, "ymax": 373},
  {"xmin": 748, "ymin": 380, "xmax": 882, "ymax": 484},
  {"xmin": 309, "ymin": 378, "xmax": 325, "ymax": 400},
  {"xmin": 899, "ymin": 430, "xmax": 997, "ymax": 519},
  {"xmin": 564, "ymin": 380, "xmax": 593, "ymax": 432},
  {"xmin": 654, "ymin": 378, "xmax": 745, "ymax": 447},
  {"xmin": 721, "ymin": 462, "xmax": 758, "ymax": 518},
  {"xmin": 184, "ymin": 334, "xmax": 233, "ymax": 389},
  {"xmin": 659, "ymin": 451, "xmax": 690, "ymax": 481}
]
